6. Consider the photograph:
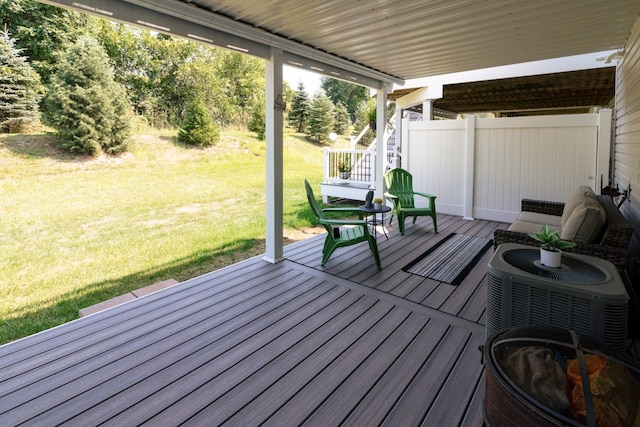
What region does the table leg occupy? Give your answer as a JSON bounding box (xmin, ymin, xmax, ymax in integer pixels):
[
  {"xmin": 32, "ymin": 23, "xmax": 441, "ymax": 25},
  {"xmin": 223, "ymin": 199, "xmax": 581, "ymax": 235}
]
[{"xmin": 368, "ymin": 213, "xmax": 388, "ymax": 239}]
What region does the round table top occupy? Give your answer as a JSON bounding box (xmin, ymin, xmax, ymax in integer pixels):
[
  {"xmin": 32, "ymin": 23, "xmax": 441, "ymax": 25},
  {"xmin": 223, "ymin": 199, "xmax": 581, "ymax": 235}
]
[{"xmin": 359, "ymin": 204, "xmax": 391, "ymax": 214}]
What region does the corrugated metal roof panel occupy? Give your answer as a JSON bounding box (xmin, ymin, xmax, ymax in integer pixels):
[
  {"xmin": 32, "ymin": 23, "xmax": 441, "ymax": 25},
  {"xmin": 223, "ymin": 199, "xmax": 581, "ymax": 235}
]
[{"xmin": 185, "ymin": 0, "xmax": 640, "ymax": 80}]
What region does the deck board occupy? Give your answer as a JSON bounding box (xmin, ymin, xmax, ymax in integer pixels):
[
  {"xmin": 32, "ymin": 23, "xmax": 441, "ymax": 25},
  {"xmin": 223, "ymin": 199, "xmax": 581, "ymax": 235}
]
[
  {"xmin": 382, "ymin": 326, "xmax": 476, "ymax": 425},
  {"xmin": 421, "ymin": 332, "xmax": 486, "ymax": 426},
  {"xmin": 301, "ymin": 314, "xmax": 434, "ymax": 426},
  {"xmin": 338, "ymin": 319, "xmax": 451, "ymax": 425},
  {"xmin": 260, "ymin": 306, "xmax": 413, "ymax": 426},
  {"xmin": 0, "ymin": 213, "xmax": 507, "ymax": 426}
]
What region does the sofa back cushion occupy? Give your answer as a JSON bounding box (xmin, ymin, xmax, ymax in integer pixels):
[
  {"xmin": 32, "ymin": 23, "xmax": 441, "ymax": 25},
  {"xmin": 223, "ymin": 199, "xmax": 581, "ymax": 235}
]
[
  {"xmin": 561, "ymin": 186, "xmax": 595, "ymax": 228},
  {"xmin": 560, "ymin": 195, "xmax": 606, "ymax": 243}
]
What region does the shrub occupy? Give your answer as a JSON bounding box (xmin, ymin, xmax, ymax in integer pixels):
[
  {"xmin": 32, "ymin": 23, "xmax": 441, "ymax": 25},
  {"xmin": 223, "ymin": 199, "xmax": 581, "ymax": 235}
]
[
  {"xmin": 178, "ymin": 99, "xmax": 220, "ymax": 146},
  {"xmin": 248, "ymin": 102, "xmax": 265, "ymax": 140}
]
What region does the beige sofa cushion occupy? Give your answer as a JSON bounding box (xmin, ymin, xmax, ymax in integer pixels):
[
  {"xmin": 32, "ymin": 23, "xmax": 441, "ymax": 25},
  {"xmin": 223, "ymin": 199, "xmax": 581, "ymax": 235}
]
[
  {"xmin": 561, "ymin": 186, "xmax": 596, "ymax": 228},
  {"xmin": 508, "ymin": 220, "xmax": 561, "ymax": 235},
  {"xmin": 560, "ymin": 196, "xmax": 606, "ymax": 243},
  {"xmin": 516, "ymin": 211, "xmax": 562, "ymax": 228}
]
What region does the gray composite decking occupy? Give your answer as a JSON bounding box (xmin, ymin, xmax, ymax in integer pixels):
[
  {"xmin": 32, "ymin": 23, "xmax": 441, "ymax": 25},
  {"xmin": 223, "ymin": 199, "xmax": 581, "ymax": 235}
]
[{"xmin": 0, "ymin": 214, "xmax": 506, "ymax": 426}]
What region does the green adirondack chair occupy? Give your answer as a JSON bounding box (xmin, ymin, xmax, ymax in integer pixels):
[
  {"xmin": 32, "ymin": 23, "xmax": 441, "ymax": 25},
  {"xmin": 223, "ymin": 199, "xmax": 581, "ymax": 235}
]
[
  {"xmin": 383, "ymin": 168, "xmax": 438, "ymax": 235},
  {"xmin": 305, "ymin": 180, "xmax": 381, "ymax": 269}
]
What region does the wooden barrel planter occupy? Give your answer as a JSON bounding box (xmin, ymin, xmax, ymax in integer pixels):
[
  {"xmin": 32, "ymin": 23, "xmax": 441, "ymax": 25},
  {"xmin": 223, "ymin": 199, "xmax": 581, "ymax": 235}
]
[{"xmin": 484, "ymin": 326, "xmax": 640, "ymax": 427}]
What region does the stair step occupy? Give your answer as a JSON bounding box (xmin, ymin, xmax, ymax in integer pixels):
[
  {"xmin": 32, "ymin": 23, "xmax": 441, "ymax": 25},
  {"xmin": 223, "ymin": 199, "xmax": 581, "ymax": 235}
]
[{"xmin": 78, "ymin": 279, "xmax": 179, "ymax": 317}]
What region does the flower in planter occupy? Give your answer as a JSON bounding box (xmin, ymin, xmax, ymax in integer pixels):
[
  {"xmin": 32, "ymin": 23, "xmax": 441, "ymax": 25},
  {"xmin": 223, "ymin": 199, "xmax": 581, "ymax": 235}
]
[
  {"xmin": 373, "ymin": 197, "xmax": 383, "ymax": 204},
  {"xmin": 338, "ymin": 161, "xmax": 352, "ymax": 172}
]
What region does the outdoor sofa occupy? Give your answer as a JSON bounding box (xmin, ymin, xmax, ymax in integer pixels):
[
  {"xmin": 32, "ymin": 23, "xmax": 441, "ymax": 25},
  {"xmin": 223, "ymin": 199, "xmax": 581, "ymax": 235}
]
[{"xmin": 493, "ymin": 186, "xmax": 633, "ymax": 270}]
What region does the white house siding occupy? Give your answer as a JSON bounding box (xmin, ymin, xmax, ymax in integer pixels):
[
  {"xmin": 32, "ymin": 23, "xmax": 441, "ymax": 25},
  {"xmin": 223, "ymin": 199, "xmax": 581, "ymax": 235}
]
[
  {"xmin": 406, "ymin": 114, "xmax": 606, "ymax": 223},
  {"xmin": 615, "ymin": 16, "xmax": 640, "ymax": 258}
]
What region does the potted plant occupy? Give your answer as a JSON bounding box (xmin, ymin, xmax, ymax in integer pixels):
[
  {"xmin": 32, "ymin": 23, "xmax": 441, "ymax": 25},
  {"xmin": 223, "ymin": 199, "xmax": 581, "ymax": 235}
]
[
  {"xmin": 527, "ymin": 224, "xmax": 576, "ymax": 268},
  {"xmin": 338, "ymin": 160, "xmax": 352, "ymax": 179},
  {"xmin": 367, "ymin": 108, "xmax": 376, "ymax": 132},
  {"xmin": 373, "ymin": 197, "xmax": 383, "ymax": 210}
]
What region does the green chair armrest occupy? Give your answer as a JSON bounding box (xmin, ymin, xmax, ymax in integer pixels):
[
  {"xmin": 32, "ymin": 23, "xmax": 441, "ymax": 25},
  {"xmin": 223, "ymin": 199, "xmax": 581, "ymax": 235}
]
[
  {"xmin": 319, "ymin": 218, "xmax": 367, "ymax": 227},
  {"xmin": 321, "ymin": 207, "xmax": 363, "ymax": 214},
  {"xmin": 413, "ymin": 191, "xmax": 436, "ymax": 200},
  {"xmin": 321, "ymin": 207, "xmax": 364, "ymax": 219}
]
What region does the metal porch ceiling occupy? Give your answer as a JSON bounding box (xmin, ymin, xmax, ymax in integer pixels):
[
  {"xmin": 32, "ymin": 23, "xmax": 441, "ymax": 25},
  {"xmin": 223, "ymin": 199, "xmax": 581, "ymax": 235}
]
[{"xmin": 180, "ymin": 0, "xmax": 640, "ymax": 81}]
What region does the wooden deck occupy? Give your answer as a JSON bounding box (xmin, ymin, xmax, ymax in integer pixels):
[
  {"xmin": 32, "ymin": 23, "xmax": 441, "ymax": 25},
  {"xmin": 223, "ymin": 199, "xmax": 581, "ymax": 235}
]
[{"xmin": 0, "ymin": 214, "xmax": 507, "ymax": 426}]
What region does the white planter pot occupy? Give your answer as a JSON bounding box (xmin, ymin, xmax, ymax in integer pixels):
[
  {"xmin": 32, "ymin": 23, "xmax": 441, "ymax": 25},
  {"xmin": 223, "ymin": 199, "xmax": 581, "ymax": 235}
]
[
  {"xmin": 540, "ymin": 248, "xmax": 562, "ymax": 268},
  {"xmin": 374, "ymin": 202, "xmax": 382, "ymax": 210}
]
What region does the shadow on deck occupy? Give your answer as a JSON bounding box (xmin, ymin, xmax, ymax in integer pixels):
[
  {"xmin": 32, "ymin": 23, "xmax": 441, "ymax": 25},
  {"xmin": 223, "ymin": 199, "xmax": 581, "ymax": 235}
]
[{"xmin": 0, "ymin": 214, "xmax": 506, "ymax": 425}]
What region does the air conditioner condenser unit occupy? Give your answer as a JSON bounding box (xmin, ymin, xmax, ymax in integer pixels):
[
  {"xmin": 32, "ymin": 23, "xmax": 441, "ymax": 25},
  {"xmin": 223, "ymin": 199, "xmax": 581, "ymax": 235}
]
[{"xmin": 487, "ymin": 243, "xmax": 628, "ymax": 350}]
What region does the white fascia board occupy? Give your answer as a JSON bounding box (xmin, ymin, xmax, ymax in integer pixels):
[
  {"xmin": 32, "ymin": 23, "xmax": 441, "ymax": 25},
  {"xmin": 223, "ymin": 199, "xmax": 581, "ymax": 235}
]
[
  {"xmin": 42, "ymin": 0, "xmax": 271, "ymax": 57},
  {"xmin": 47, "ymin": 0, "xmax": 404, "ymax": 88},
  {"xmin": 122, "ymin": 0, "xmax": 404, "ymax": 87},
  {"xmin": 396, "ymin": 86, "xmax": 444, "ymax": 109},
  {"xmin": 395, "ymin": 50, "xmax": 620, "ymax": 91},
  {"xmin": 283, "ymin": 52, "xmax": 385, "ymax": 90}
]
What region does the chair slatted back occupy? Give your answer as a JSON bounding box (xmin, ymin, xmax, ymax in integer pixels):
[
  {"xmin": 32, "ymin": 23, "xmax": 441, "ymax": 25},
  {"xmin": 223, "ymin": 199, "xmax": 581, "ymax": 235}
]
[
  {"xmin": 384, "ymin": 168, "xmax": 416, "ymax": 208},
  {"xmin": 305, "ymin": 180, "xmax": 327, "ymax": 221}
]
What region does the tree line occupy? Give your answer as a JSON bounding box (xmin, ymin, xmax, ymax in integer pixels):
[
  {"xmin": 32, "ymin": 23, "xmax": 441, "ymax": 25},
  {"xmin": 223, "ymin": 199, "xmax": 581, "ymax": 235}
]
[{"xmin": 0, "ymin": 0, "xmax": 374, "ymax": 155}]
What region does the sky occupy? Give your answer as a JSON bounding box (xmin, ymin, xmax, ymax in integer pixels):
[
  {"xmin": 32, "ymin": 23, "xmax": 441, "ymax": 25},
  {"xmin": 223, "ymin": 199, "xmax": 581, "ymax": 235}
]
[{"xmin": 283, "ymin": 65, "xmax": 322, "ymax": 94}]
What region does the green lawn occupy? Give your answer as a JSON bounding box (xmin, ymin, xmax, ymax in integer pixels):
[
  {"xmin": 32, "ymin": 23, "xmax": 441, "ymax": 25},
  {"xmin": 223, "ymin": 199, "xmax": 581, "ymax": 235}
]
[{"xmin": 0, "ymin": 129, "xmax": 330, "ymax": 344}]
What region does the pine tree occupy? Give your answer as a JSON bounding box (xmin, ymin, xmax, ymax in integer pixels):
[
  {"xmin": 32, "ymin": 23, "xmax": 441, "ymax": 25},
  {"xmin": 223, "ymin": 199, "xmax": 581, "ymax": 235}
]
[
  {"xmin": 42, "ymin": 36, "xmax": 132, "ymax": 155},
  {"xmin": 288, "ymin": 81, "xmax": 309, "ymax": 133},
  {"xmin": 333, "ymin": 101, "xmax": 350, "ymax": 135},
  {"xmin": 0, "ymin": 29, "xmax": 43, "ymax": 133},
  {"xmin": 307, "ymin": 93, "xmax": 335, "ymax": 144},
  {"xmin": 178, "ymin": 98, "xmax": 220, "ymax": 146},
  {"xmin": 248, "ymin": 101, "xmax": 265, "ymax": 140}
]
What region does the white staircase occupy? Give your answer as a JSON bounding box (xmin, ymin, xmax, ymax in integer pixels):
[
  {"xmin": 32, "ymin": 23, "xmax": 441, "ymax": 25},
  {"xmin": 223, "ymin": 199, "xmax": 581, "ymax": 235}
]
[{"xmin": 320, "ymin": 113, "xmax": 398, "ymax": 203}]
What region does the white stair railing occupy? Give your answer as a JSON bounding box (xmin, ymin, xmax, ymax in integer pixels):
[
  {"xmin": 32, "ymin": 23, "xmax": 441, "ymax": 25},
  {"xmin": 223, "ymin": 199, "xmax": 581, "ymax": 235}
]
[{"xmin": 323, "ymin": 148, "xmax": 375, "ymax": 186}]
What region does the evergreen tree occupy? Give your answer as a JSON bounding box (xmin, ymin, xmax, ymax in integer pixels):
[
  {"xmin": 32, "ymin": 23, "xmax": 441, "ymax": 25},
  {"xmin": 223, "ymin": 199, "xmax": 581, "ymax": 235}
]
[
  {"xmin": 0, "ymin": 29, "xmax": 43, "ymax": 133},
  {"xmin": 42, "ymin": 36, "xmax": 132, "ymax": 155},
  {"xmin": 333, "ymin": 101, "xmax": 350, "ymax": 135},
  {"xmin": 178, "ymin": 98, "xmax": 220, "ymax": 146},
  {"xmin": 288, "ymin": 81, "xmax": 309, "ymax": 133},
  {"xmin": 248, "ymin": 100, "xmax": 265, "ymax": 140},
  {"xmin": 307, "ymin": 93, "xmax": 335, "ymax": 144}
]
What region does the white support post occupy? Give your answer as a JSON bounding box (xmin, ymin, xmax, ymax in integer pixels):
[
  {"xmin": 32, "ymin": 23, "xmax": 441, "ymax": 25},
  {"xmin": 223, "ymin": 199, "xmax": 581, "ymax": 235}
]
[
  {"xmin": 463, "ymin": 116, "xmax": 476, "ymax": 220},
  {"xmin": 596, "ymin": 109, "xmax": 612, "ymax": 192},
  {"xmin": 401, "ymin": 117, "xmax": 409, "ymax": 169},
  {"xmin": 394, "ymin": 108, "xmax": 402, "ymax": 169},
  {"xmin": 322, "ymin": 148, "xmax": 330, "ymax": 203},
  {"xmin": 264, "ymin": 47, "xmax": 285, "ymax": 263},
  {"xmin": 375, "ymin": 87, "xmax": 388, "ymax": 197},
  {"xmin": 422, "ymin": 100, "xmax": 433, "ymax": 120}
]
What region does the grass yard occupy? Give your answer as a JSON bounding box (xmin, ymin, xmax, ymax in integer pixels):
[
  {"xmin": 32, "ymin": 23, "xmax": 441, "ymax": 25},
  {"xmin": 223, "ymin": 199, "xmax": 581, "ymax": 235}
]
[{"xmin": 0, "ymin": 129, "xmax": 331, "ymax": 345}]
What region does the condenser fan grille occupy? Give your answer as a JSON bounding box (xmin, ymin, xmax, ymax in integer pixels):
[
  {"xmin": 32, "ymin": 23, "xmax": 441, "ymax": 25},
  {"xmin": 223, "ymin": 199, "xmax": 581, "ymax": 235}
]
[{"xmin": 503, "ymin": 249, "xmax": 607, "ymax": 283}]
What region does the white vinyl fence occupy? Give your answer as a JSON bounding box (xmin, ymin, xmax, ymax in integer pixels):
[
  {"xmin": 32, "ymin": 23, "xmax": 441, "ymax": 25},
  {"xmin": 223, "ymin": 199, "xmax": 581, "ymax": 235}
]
[{"xmin": 403, "ymin": 110, "xmax": 612, "ymax": 223}]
